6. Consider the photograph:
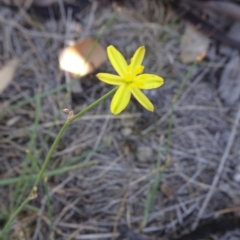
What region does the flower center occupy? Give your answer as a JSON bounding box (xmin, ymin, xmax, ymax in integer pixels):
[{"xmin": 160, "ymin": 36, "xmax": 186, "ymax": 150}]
[
  {"xmin": 124, "ymin": 72, "xmax": 133, "ymax": 82},
  {"xmin": 124, "ymin": 65, "xmax": 144, "ymax": 85}
]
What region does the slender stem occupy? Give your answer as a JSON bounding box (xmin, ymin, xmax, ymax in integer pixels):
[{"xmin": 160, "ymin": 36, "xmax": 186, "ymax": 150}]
[{"xmin": 1, "ymin": 87, "xmax": 117, "ymax": 237}]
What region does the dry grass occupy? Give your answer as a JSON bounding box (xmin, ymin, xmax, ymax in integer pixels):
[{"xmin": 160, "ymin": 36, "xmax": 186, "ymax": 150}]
[{"xmin": 1, "ymin": 0, "xmax": 240, "ymax": 240}]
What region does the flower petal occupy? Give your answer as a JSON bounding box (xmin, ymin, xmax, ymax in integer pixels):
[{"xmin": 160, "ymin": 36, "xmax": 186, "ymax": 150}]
[
  {"xmin": 134, "ymin": 74, "xmax": 164, "ymax": 89},
  {"xmin": 131, "ymin": 88, "xmax": 154, "ymax": 112},
  {"xmin": 129, "ymin": 46, "xmax": 145, "ymax": 72},
  {"xmin": 111, "ymin": 84, "xmax": 131, "ymax": 114},
  {"xmin": 96, "ymin": 73, "xmax": 124, "ymax": 85},
  {"xmin": 107, "ymin": 45, "xmax": 128, "ymax": 78}
]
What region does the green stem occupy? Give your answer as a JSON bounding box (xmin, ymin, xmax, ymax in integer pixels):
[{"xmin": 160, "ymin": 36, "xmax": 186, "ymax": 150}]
[{"xmin": 1, "ymin": 87, "xmax": 117, "ymax": 237}]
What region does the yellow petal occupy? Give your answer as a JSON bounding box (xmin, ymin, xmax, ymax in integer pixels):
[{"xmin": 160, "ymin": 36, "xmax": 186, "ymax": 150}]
[
  {"xmin": 131, "ymin": 88, "xmax": 154, "ymax": 112},
  {"xmin": 129, "ymin": 46, "xmax": 145, "ymax": 73},
  {"xmin": 111, "ymin": 84, "xmax": 131, "ymax": 114},
  {"xmin": 134, "ymin": 74, "xmax": 164, "ymax": 89},
  {"xmin": 96, "ymin": 73, "xmax": 124, "ymax": 85},
  {"xmin": 107, "ymin": 45, "xmax": 128, "ymax": 78}
]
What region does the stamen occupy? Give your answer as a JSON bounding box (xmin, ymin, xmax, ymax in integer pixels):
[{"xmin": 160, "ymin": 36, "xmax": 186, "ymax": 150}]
[{"xmin": 134, "ymin": 65, "xmax": 144, "ymax": 76}]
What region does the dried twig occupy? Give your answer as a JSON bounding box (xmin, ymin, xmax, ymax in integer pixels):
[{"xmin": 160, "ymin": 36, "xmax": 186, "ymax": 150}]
[{"xmin": 192, "ymin": 104, "xmax": 240, "ymax": 230}]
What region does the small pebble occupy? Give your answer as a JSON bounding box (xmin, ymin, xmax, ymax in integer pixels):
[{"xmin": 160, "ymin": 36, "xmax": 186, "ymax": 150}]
[
  {"xmin": 137, "ymin": 146, "xmax": 153, "ymax": 162},
  {"xmin": 121, "ymin": 127, "xmax": 132, "ymax": 137}
]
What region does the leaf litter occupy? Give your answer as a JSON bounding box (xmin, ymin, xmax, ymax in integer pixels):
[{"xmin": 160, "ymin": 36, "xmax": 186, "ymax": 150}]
[
  {"xmin": 0, "ymin": 1, "xmax": 240, "ymax": 239},
  {"xmin": 0, "ymin": 58, "xmax": 20, "ymax": 94}
]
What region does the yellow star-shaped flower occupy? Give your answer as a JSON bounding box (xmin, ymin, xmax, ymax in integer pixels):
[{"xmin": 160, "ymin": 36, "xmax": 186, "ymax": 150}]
[{"xmin": 96, "ymin": 45, "xmax": 164, "ymax": 114}]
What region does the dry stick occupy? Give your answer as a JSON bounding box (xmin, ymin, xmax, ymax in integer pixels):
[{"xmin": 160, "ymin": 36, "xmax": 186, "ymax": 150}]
[
  {"xmin": 84, "ymin": 116, "xmax": 110, "ymax": 163},
  {"xmin": 57, "ymin": 0, "xmax": 67, "ymax": 24},
  {"xmin": 82, "ymin": 0, "xmax": 98, "ymax": 38},
  {"xmin": 214, "ymin": 206, "xmax": 240, "ymax": 217},
  {"xmin": 112, "ymin": 189, "xmax": 130, "ymax": 240},
  {"xmin": 141, "ymin": 63, "xmax": 207, "ymax": 135},
  {"xmin": 33, "ymin": 175, "xmax": 74, "ymax": 240},
  {"xmin": 192, "ymin": 104, "xmax": 240, "ymax": 230}
]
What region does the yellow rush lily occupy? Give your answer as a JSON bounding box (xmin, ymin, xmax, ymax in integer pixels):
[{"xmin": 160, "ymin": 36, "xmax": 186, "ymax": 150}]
[{"xmin": 96, "ymin": 45, "xmax": 164, "ymax": 114}]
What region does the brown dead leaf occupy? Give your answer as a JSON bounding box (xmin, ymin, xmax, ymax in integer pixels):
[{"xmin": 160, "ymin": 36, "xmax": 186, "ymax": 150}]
[
  {"xmin": 59, "ymin": 38, "xmax": 107, "ymax": 77},
  {"xmin": 0, "ymin": 58, "xmax": 20, "ymax": 94},
  {"xmin": 180, "ymin": 24, "xmax": 210, "ymax": 63}
]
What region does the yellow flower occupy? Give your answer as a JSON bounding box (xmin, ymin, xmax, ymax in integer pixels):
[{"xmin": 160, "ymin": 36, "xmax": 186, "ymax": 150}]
[{"xmin": 96, "ymin": 45, "xmax": 164, "ymax": 114}]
